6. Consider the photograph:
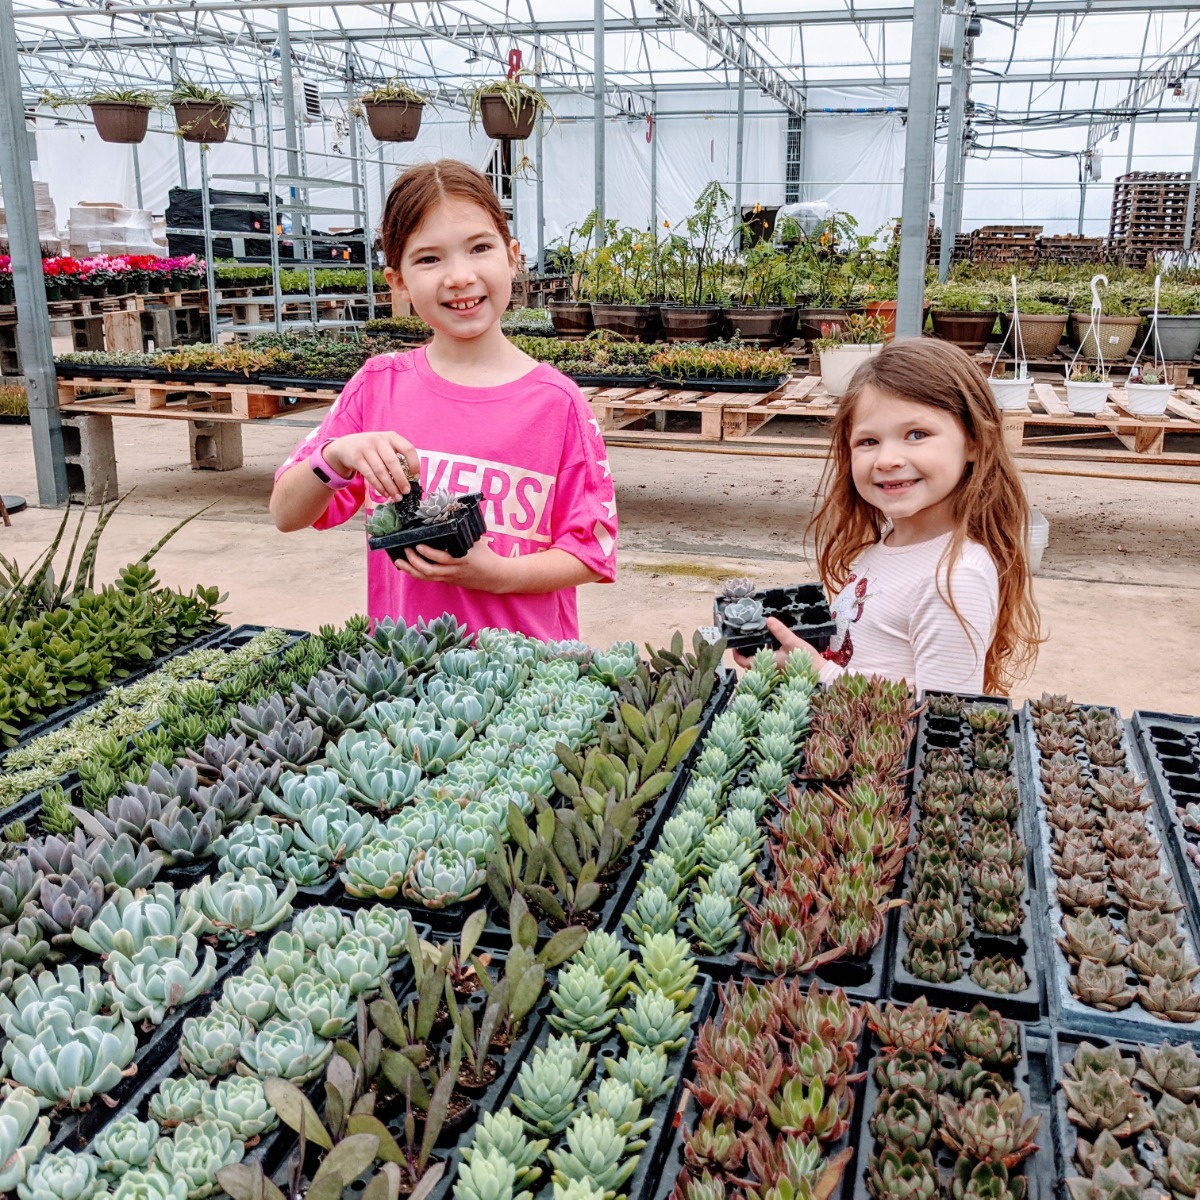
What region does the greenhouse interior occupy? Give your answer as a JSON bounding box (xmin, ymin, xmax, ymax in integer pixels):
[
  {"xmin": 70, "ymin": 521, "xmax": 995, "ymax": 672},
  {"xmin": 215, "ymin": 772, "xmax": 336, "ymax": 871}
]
[{"xmin": 4, "ymin": 1, "xmax": 1200, "ymax": 1198}]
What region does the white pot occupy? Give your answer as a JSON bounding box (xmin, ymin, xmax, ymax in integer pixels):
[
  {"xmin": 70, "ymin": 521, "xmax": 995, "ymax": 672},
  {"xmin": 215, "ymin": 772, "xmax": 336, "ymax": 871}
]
[
  {"xmin": 988, "ymin": 377, "xmax": 1032, "ymax": 411},
  {"xmin": 1122, "ymin": 382, "xmax": 1173, "ymax": 417},
  {"xmin": 819, "ymin": 343, "xmax": 883, "ymax": 398},
  {"xmin": 1064, "ymin": 380, "xmax": 1110, "ymax": 415}
]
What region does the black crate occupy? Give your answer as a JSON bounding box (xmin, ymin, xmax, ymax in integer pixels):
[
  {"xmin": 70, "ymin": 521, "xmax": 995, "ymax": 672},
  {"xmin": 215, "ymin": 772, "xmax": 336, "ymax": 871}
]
[{"xmin": 713, "ymin": 583, "xmax": 836, "ymax": 655}]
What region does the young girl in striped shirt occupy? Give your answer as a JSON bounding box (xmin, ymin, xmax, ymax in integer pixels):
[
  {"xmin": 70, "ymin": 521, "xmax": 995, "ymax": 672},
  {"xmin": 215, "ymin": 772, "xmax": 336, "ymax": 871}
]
[{"xmin": 737, "ymin": 338, "xmax": 1041, "ymax": 696}]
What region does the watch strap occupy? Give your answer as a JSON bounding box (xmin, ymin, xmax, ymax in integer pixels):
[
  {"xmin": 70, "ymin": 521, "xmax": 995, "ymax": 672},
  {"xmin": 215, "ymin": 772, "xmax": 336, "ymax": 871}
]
[{"xmin": 310, "ymin": 440, "xmax": 357, "ymax": 491}]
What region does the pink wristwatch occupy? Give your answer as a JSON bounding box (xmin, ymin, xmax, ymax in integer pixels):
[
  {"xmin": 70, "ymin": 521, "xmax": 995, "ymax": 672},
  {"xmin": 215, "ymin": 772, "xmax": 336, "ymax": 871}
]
[{"xmin": 310, "ymin": 439, "xmax": 357, "ymax": 490}]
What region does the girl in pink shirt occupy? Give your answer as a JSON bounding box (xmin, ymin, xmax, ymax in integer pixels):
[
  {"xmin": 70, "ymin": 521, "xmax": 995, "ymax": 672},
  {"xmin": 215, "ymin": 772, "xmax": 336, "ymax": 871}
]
[
  {"xmin": 738, "ymin": 339, "xmax": 1041, "ymax": 696},
  {"xmin": 271, "ymin": 160, "xmax": 616, "ymax": 639}
]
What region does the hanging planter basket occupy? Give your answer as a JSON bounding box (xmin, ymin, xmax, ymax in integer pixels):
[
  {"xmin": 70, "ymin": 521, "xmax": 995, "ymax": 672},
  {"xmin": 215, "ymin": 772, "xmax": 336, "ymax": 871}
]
[
  {"xmin": 1123, "ymin": 274, "xmax": 1175, "ymax": 417},
  {"xmin": 988, "ymin": 277, "xmax": 1032, "ymax": 412},
  {"xmin": 999, "ymin": 312, "xmax": 1067, "ymax": 360},
  {"xmin": 362, "ymin": 99, "xmax": 424, "ymax": 143},
  {"xmin": 480, "ymin": 95, "xmax": 537, "ymax": 140},
  {"xmin": 172, "ymin": 102, "xmax": 235, "ymax": 144},
  {"xmin": 90, "ymin": 102, "xmax": 151, "ymax": 144},
  {"xmin": 1068, "ymin": 312, "xmax": 1141, "ymax": 360}
]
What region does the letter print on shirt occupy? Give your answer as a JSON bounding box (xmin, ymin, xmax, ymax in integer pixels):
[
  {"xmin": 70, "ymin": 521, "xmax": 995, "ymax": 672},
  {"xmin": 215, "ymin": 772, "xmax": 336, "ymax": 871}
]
[{"xmin": 825, "ymin": 574, "xmax": 873, "ymax": 668}]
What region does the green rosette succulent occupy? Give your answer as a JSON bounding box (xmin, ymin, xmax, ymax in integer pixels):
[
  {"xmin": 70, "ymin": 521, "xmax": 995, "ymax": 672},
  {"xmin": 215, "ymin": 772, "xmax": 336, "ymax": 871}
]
[
  {"xmin": 107, "ymin": 934, "xmax": 219, "ymax": 1025},
  {"xmin": 601, "ymin": 1045, "xmax": 674, "ymax": 1103},
  {"xmin": 254, "ymin": 930, "xmax": 307, "ymax": 986},
  {"xmin": 152, "ymin": 1120, "xmax": 243, "ymax": 1199},
  {"xmin": 548, "ymin": 1112, "xmax": 639, "ymax": 1196},
  {"xmin": 585, "ymin": 1078, "xmax": 654, "ymax": 1139},
  {"xmin": 631, "ymin": 933, "xmax": 698, "ymax": 1010},
  {"xmin": 4, "ymin": 1008, "xmax": 137, "ymax": 1109},
  {"xmin": 403, "ymin": 845, "xmax": 485, "ymax": 908},
  {"xmin": 149, "ymin": 1077, "xmax": 208, "ymax": 1125},
  {"xmin": 261, "ymin": 767, "xmax": 345, "ymax": 821},
  {"xmin": 351, "ymin": 905, "xmax": 411, "ymax": 958},
  {"xmin": 314, "ymin": 931, "xmax": 390, "ymax": 995},
  {"xmin": 453, "ymin": 1146, "xmax": 533, "ymax": 1200},
  {"xmin": 276, "ymin": 850, "xmax": 328, "ymax": 887},
  {"xmin": 290, "ymin": 801, "xmax": 376, "ymax": 864},
  {"xmin": 237, "ymin": 1016, "xmax": 332, "ymax": 1084},
  {"xmin": 552, "ymin": 1183, "xmax": 606, "ymax": 1200},
  {"xmin": 180, "ymin": 1009, "xmax": 253, "ymax": 1079},
  {"xmin": 291, "ymin": 906, "xmax": 349, "ymax": 951},
  {"xmin": 213, "ymin": 816, "xmax": 293, "ymax": 876},
  {"xmin": 548, "ymin": 963, "xmax": 618, "ymax": 1042},
  {"xmin": 109, "ymin": 1169, "xmax": 187, "ymax": 1200},
  {"xmin": 182, "ymin": 869, "xmax": 295, "ymax": 944},
  {"xmin": 512, "ymin": 1040, "xmax": 589, "ymax": 1135},
  {"xmin": 341, "ymin": 831, "xmax": 415, "ymax": 900},
  {"xmin": 16, "ymin": 1149, "xmax": 104, "ymax": 1200},
  {"xmin": 616, "ymin": 986, "xmax": 690, "ymax": 1053},
  {"xmin": 0, "ymin": 1087, "xmax": 51, "ymax": 1191},
  {"xmin": 0, "ymin": 963, "xmax": 109, "ymax": 1038},
  {"xmin": 462, "ymin": 1110, "xmax": 548, "ymax": 1179},
  {"xmin": 639, "ymin": 854, "xmax": 684, "ymax": 902},
  {"xmin": 950, "ymin": 1005, "xmax": 1020, "ymax": 1067},
  {"xmin": 0, "ymin": 916, "xmax": 53, "ymax": 987},
  {"xmin": 622, "ymin": 886, "xmax": 679, "ymax": 942},
  {"xmin": 866, "ymin": 1146, "xmax": 940, "ymax": 1200},
  {"xmin": 94, "ymin": 1116, "xmax": 160, "ymax": 1179},
  {"xmin": 573, "ymin": 931, "xmax": 634, "ymax": 998},
  {"xmin": 274, "ymin": 971, "xmax": 355, "ymax": 1037},
  {"xmin": 200, "ymin": 1077, "xmax": 277, "ymax": 1140},
  {"xmin": 215, "ymin": 964, "xmax": 278, "ymax": 1027},
  {"xmin": 687, "ymin": 892, "xmax": 742, "ymax": 955},
  {"xmin": 72, "ymin": 884, "xmax": 204, "ymax": 959}
]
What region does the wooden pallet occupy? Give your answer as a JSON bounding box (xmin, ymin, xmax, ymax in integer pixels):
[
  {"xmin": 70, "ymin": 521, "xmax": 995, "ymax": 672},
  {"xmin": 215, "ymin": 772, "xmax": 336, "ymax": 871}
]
[
  {"xmin": 971, "ymin": 225, "xmax": 1042, "ymax": 264},
  {"xmin": 580, "ymin": 385, "xmax": 742, "ymax": 441},
  {"xmin": 55, "ymin": 376, "xmax": 335, "ymax": 421},
  {"xmin": 721, "ymin": 376, "xmax": 833, "ymax": 439}
]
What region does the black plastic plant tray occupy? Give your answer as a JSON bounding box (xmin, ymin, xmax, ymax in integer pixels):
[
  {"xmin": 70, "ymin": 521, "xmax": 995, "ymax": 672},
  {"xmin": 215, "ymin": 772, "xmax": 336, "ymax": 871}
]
[
  {"xmin": 651, "ymin": 372, "xmax": 790, "ymax": 394},
  {"xmin": 890, "ymin": 694, "xmax": 1043, "ymax": 1023},
  {"xmin": 1021, "ymin": 700, "xmax": 1200, "ymax": 1043},
  {"xmin": 713, "ymin": 583, "xmax": 836, "ymax": 655},
  {"xmin": 648, "ymin": 979, "xmax": 869, "ymax": 1200},
  {"xmin": 1131, "ymin": 710, "xmax": 1200, "ymax": 935},
  {"xmin": 1050, "ymin": 1029, "xmax": 1191, "ymax": 1200},
  {"xmin": 256, "ymin": 374, "xmax": 350, "ymax": 392},
  {"xmin": 567, "ymin": 372, "xmax": 653, "ymax": 388},
  {"xmin": 368, "ymin": 494, "xmax": 487, "ymax": 563},
  {"xmin": 265, "ymin": 942, "xmax": 543, "ymax": 1190},
  {"xmin": 217, "ymin": 623, "xmax": 312, "ymax": 653},
  {"xmin": 430, "ymin": 974, "xmax": 717, "ymax": 1200},
  {"xmin": 849, "ymin": 1011, "xmax": 1056, "ymax": 1200}
]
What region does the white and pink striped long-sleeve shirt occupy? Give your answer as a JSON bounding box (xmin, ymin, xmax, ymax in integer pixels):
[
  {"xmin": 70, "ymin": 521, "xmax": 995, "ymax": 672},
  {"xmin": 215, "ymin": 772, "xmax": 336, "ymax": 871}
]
[{"xmin": 816, "ymin": 531, "xmax": 999, "ymax": 695}]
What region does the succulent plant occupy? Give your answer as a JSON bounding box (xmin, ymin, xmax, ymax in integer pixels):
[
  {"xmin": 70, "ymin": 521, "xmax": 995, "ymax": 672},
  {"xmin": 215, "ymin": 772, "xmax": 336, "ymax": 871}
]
[
  {"xmin": 0, "ymin": 917, "xmax": 52, "ymax": 987},
  {"xmin": 1069, "ymin": 960, "xmax": 1138, "ymax": 1012},
  {"xmin": 72, "ymin": 883, "xmax": 203, "ymax": 959},
  {"xmin": 603, "ymin": 1045, "xmax": 674, "ymax": 1104},
  {"xmin": 15, "ymin": 1149, "xmax": 103, "ymax": 1200},
  {"xmin": 1136, "ymin": 1040, "xmax": 1200, "ymax": 1101},
  {"xmin": 0, "ymin": 1088, "xmax": 51, "ymax": 1191},
  {"xmin": 314, "ymin": 930, "xmax": 389, "ymax": 995},
  {"xmin": 574, "ymin": 931, "xmax": 635, "ymax": 996},
  {"xmin": 547, "ymin": 1112, "xmax": 639, "ymax": 1196},
  {"xmin": 254, "ymin": 930, "xmax": 308, "ymax": 986},
  {"xmin": 722, "ymin": 578, "xmax": 756, "ymax": 599},
  {"xmin": 632, "ymin": 933, "xmax": 698, "ymax": 1009},
  {"xmin": 865, "ymin": 998, "xmax": 951, "ymax": 1054},
  {"xmin": 870, "ymin": 1086, "xmax": 937, "ymax": 1150},
  {"xmin": 32, "ymin": 870, "xmax": 107, "ymax": 946},
  {"xmin": 403, "ymin": 845, "xmax": 485, "ymax": 908},
  {"xmin": 200, "ymin": 1077, "xmax": 276, "ymax": 1140},
  {"xmin": 970, "ymin": 956, "xmax": 1029, "ymax": 996},
  {"xmin": 452, "ymin": 1145, "xmax": 533, "ymax": 1200},
  {"xmin": 867, "ymin": 1146, "xmax": 940, "ymax": 1200},
  {"xmin": 149, "ymin": 1076, "xmax": 209, "ymax": 1126},
  {"xmin": 1137, "ymin": 974, "xmax": 1200, "ymax": 1023},
  {"xmin": 274, "ymin": 970, "xmax": 355, "ymax": 1037},
  {"xmin": 152, "ymin": 1119, "xmax": 243, "ymax": 1199},
  {"xmin": 512, "ymin": 1039, "xmax": 590, "ymax": 1134},
  {"xmin": 875, "ymin": 1051, "xmax": 944, "ymax": 1095},
  {"xmin": 686, "ymin": 892, "xmax": 742, "ymax": 955},
  {"xmin": 938, "ymin": 1091, "xmax": 1040, "ymax": 1168},
  {"xmin": 950, "ymin": 1006, "xmax": 1020, "ymax": 1068},
  {"xmin": 94, "ymin": 1116, "xmax": 160, "ymax": 1179},
  {"xmin": 107, "ymin": 934, "xmax": 219, "ymax": 1026},
  {"xmin": 616, "ymin": 985, "xmax": 690, "ymax": 1053},
  {"xmin": 622, "ymin": 885, "xmax": 680, "ymax": 941},
  {"xmin": 109, "ymin": 1168, "xmax": 186, "ymax": 1200},
  {"xmin": 1062, "ymin": 1067, "xmax": 1155, "ymax": 1137},
  {"xmin": 237, "ymin": 1015, "xmax": 332, "ymax": 1084},
  {"xmin": 180, "ymin": 1008, "xmax": 254, "ymax": 1079},
  {"xmin": 182, "ymin": 869, "xmax": 295, "ymax": 944}
]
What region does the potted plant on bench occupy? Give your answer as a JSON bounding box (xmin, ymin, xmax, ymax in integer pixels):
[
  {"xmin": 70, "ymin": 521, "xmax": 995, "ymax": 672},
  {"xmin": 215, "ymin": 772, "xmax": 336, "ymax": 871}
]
[
  {"xmin": 657, "ymin": 181, "xmax": 729, "ymax": 344},
  {"xmin": 1124, "ymin": 275, "xmax": 1176, "ymax": 417},
  {"xmin": 928, "ymin": 280, "xmax": 999, "ymax": 354},
  {"xmin": 814, "ymin": 312, "xmax": 886, "ymax": 398},
  {"xmin": 1064, "ymin": 274, "xmax": 1114, "ymax": 415}
]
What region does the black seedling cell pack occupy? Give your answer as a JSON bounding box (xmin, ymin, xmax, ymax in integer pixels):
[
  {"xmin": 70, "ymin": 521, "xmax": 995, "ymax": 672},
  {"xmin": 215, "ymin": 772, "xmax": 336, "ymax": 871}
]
[
  {"xmin": 713, "ymin": 583, "xmax": 836, "ymax": 655},
  {"xmin": 1021, "ymin": 701, "xmax": 1200, "ymax": 1044},
  {"xmin": 567, "ymin": 372, "xmax": 653, "ymax": 388},
  {"xmin": 851, "ymin": 1009, "xmax": 1056, "ymax": 1200},
  {"xmin": 1051, "ymin": 1030, "xmax": 1185, "ymax": 1200},
  {"xmin": 651, "ymin": 372, "xmax": 790, "ymax": 394},
  {"xmin": 429, "ymin": 975, "xmax": 717, "ymax": 1200},
  {"xmin": 369, "ymin": 493, "xmax": 487, "ymax": 562},
  {"xmin": 890, "ymin": 692, "xmax": 1043, "ymax": 1023},
  {"xmin": 1132, "ymin": 710, "xmax": 1200, "ymax": 935}
]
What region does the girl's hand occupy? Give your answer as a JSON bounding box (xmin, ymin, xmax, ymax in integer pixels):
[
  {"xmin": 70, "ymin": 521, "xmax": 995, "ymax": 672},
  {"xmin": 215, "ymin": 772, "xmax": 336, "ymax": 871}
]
[
  {"xmin": 325, "ymin": 433, "xmax": 420, "ymax": 501},
  {"xmin": 393, "ymin": 538, "xmax": 511, "ymax": 593},
  {"xmin": 731, "ymin": 617, "xmax": 823, "ymax": 672}
]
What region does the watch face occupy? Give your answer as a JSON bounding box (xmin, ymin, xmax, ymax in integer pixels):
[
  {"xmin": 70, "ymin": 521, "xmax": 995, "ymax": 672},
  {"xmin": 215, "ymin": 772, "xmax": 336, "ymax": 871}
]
[{"xmin": 312, "ymin": 462, "xmax": 332, "ymax": 484}]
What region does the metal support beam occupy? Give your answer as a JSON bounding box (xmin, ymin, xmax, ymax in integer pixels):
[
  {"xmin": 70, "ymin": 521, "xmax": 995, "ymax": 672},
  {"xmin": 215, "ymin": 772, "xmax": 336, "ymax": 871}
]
[
  {"xmin": 734, "ymin": 53, "xmax": 746, "ymax": 223},
  {"xmin": 938, "ymin": 7, "xmax": 967, "ymax": 282},
  {"xmin": 896, "ymin": 0, "xmax": 940, "ymax": 339},
  {"xmin": 535, "ymin": 33, "xmax": 545, "ymax": 274},
  {"xmin": 650, "ymin": 97, "xmax": 658, "ymax": 233},
  {"xmin": 1185, "ymin": 115, "xmax": 1200, "ymax": 250},
  {"xmin": 1124, "ymin": 113, "xmax": 1138, "ymax": 174},
  {"xmin": 594, "ymin": 0, "xmax": 605, "ymax": 238},
  {"xmin": 277, "ymin": 7, "xmax": 300, "ymax": 181},
  {"xmin": 0, "ymin": 0, "xmax": 67, "ymax": 505},
  {"xmin": 653, "ymin": 0, "xmax": 804, "ymax": 115}
]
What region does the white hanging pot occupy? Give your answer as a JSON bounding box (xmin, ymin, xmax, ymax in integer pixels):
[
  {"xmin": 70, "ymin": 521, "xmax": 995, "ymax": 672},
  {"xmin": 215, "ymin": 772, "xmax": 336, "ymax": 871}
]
[
  {"xmin": 988, "ymin": 377, "xmax": 1032, "ymax": 411},
  {"xmin": 1065, "ymin": 380, "xmax": 1110, "ymax": 414},
  {"xmin": 819, "ymin": 344, "xmax": 883, "ymax": 397},
  {"xmin": 1123, "ymin": 382, "xmax": 1173, "ymax": 417}
]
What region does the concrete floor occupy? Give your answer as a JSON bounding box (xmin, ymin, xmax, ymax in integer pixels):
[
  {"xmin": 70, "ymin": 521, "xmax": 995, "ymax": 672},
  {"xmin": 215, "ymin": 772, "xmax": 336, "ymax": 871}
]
[{"xmin": 3, "ymin": 416, "xmax": 1199, "ymax": 715}]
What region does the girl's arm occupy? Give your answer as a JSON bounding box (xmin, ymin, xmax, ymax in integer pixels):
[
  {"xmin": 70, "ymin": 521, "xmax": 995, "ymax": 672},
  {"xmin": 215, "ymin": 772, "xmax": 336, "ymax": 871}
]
[
  {"xmin": 392, "ymin": 542, "xmax": 602, "ymax": 593},
  {"xmin": 733, "ymin": 617, "xmax": 837, "ymax": 677}
]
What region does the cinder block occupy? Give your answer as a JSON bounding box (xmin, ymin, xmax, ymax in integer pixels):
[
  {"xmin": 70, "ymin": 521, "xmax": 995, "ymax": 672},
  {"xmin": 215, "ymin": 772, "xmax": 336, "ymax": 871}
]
[
  {"xmin": 61, "ymin": 413, "xmax": 118, "ymax": 503},
  {"xmin": 188, "ymin": 419, "xmax": 243, "ymax": 471}
]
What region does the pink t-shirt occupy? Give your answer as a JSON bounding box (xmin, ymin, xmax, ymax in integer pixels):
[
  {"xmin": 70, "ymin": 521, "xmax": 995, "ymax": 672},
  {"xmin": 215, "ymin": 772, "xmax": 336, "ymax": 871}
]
[{"xmin": 276, "ymin": 347, "xmax": 618, "ymax": 639}]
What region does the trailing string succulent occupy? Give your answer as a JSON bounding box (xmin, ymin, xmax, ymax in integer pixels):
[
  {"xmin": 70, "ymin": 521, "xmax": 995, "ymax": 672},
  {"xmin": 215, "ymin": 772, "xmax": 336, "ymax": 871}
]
[
  {"xmin": 902, "ymin": 699, "xmax": 1029, "ymax": 993},
  {"xmin": 735, "ymin": 670, "xmax": 915, "ymax": 974},
  {"xmin": 1031, "ymin": 694, "xmax": 1200, "ymax": 1023},
  {"xmin": 677, "ymin": 975, "xmax": 859, "ymax": 1199},
  {"xmin": 864, "ymin": 999, "xmax": 1039, "ymax": 1200},
  {"xmin": 1061, "ymin": 1038, "xmax": 1200, "ymax": 1200}
]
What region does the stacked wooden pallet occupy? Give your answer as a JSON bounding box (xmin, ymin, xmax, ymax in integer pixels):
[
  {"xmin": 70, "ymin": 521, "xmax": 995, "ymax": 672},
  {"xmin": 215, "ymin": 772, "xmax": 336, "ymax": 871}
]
[
  {"xmin": 970, "ymin": 225, "xmax": 1042, "ymax": 264},
  {"xmin": 1036, "ymin": 234, "xmax": 1105, "ymax": 265},
  {"xmin": 1109, "ymin": 171, "xmax": 1200, "ymax": 266}
]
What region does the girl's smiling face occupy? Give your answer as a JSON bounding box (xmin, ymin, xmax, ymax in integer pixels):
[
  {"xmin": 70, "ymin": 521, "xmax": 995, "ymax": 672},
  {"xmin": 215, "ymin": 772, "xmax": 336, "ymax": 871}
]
[
  {"xmin": 849, "ymin": 384, "xmax": 974, "ymax": 540},
  {"xmin": 384, "ymin": 198, "xmax": 519, "ymax": 340}
]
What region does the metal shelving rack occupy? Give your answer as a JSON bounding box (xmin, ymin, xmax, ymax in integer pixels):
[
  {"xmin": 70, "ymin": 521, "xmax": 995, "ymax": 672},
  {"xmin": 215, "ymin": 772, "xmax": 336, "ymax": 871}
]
[{"xmin": 166, "ymin": 81, "xmax": 384, "ymax": 338}]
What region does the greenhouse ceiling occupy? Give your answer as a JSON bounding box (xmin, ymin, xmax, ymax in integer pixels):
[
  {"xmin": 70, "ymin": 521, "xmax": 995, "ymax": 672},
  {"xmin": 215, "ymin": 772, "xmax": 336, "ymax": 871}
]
[{"xmin": 11, "ymin": 0, "xmax": 1200, "ymax": 129}]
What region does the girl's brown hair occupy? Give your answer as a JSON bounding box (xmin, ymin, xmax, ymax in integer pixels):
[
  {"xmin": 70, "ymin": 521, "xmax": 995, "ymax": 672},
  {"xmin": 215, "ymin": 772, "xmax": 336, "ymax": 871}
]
[
  {"xmin": 380, "ymin": 159, "xmax": 511, "ymax": 268},
  {"xmin": 809, "ymin": 338, "xmax": 1042, "ymax": 695}
]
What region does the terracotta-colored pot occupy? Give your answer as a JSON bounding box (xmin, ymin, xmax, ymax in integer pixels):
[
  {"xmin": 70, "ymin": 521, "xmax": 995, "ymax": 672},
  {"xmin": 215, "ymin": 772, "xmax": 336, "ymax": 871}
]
[
  {"xmin": 173, "ymin": 101, "xmax": 235, "ymax": 144},
  {"xmin": 90, "ymin": 102, "xmax": 150, "ymax": 144},
  {"xmin": 930, "ymin": 309, "xmax": 998, "ymax": 354},
  {"xmin": 362, "ymin": 99, "xmax": 424, "ymax": 143},
  {"xmin": 480, "ymin": 95, "xmax": 536, "ymax": 140}
]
